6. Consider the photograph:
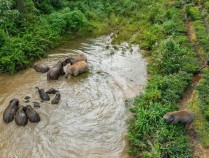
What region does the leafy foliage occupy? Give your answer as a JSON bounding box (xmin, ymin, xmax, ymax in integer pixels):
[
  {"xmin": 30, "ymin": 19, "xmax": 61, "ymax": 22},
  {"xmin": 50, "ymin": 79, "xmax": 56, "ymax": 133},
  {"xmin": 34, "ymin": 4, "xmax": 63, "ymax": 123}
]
[
  {"xmin": 122, "ymin": 0, "xmax": 199, "ymax": 157},
  {"xmin": 196, "ymin": 70, "xmax": 209, "ymax": 121},
  {"xmin": 0, "ymin": 0, "xmax": 20, "ymax": 37},
  {"xmin": 186, "ymin": 5, "xmax": 201, "ymax": 21},
  {"xmin": 0, "ymin": 0, "xmax": 93, "ymax": 74}
]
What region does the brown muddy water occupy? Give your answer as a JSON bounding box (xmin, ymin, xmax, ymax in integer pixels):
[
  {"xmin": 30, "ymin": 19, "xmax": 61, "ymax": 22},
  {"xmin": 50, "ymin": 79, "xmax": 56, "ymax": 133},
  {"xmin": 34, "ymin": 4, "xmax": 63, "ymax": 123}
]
[{"xmin": 0, "ymin": 35, "xmax": 147, "ymax": 158}]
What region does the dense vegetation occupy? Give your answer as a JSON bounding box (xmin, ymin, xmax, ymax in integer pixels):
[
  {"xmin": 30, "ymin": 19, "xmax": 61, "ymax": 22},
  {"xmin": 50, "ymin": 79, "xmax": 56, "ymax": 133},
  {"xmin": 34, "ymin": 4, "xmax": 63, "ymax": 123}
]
[
  {"xmin": 124, "ymin": 1, "xmax": 198, "ymax": 157},
  {"xmin": 185, "ymin": 0, "xmax": 209, "ymax": 147},
  {"xmin": 0, "ymin": 0, "xmax": 98, "ymax": 74},
  {"xmin": 1, "ymin": 0, "xmax": 209, "ymax": 157}
]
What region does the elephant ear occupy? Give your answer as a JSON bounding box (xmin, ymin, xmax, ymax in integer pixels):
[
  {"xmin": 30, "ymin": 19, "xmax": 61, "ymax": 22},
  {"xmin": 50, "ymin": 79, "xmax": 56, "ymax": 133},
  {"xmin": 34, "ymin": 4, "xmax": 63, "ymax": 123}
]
[
  {"xmin": 59, "ymin": 60, "xmax": 65, "ymax": 67},
  {"xmin": 62, "ymin": 58, "xmax": 73, "ymax": 66},
  {"xmin": 9, "ymin": 99, "xmax": 18, "ymax": 104},
  {"xmin": 9, "ymin": 99, "xmax": 13, "ymax": 104}
]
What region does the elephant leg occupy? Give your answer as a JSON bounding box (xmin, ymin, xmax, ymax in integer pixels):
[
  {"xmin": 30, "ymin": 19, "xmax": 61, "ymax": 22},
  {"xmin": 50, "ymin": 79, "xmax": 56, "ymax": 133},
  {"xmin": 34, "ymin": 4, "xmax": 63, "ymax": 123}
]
[
  {"xmin": 185, "ymin": 123, "xmax": 191, "ymax": 129},
  {"xmin": 65, "ymin": 73, "xmax": 69, "ymax": 78},
  {"xmin": 61, "ymin": 71, "xmax": 65, "ymax": 75},
  {"xmin": 172, "ymin": 118, "xmax": 179, "ymax": 124},
  {"xmin": 74, "ymin": 70, "xmax": 79, "ymax": 77}
]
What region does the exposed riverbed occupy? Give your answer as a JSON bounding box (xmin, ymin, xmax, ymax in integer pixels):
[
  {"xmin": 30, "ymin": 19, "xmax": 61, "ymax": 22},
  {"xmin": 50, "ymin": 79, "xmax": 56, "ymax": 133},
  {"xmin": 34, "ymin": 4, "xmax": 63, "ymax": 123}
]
[{"xmin": 0, "ymin": 35, "xmax": 147, "ymax": 158}]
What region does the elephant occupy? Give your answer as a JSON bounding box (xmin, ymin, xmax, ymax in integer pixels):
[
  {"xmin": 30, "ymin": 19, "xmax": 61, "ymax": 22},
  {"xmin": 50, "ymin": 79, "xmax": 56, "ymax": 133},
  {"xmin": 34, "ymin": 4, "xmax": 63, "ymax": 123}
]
[
  {"xmin": 65, "ymin": 61, "xmax": 89, "ymax": 78},
  {"xmin": 15, "ymin": 106, "xmax": 28, "ymax": 126},
  {"xmin": 46, "ymin": 88, "xmax": 59, "ymax": 94},
  {"xmin": 163, "ymin": 109, "xmax": 194, "ymax": 129},
  {"xmin": 24, "ymin": 96, "xmax": 30, "ymax": 103},
  {"xmin": 33, "ymin": 102, "xmax": 40, "ymax": 108},
  {"xmin": 51, "ymin": 92, "xmax": 61, "ymax": 104},
  {"xmin": 3, "ymin": 98, "xmax": 19, "ymax": 123},
  {"xmin": 47, "ymin": 59, "xmax": 71, "ymax": 80},
  {"xmin": 32, "ymin": 64, "xmax": 49, "ymax": 73},
  {"xmin": 24, "ymin": 96, "xmax": 30, "ymax": 100},
  {"xmin": 25, "ymin": 105, "xmax": 41, "ymax": 123},
  {"xmin": 36, "ymin": 87, "xmax": 50, "ymax": 101}
]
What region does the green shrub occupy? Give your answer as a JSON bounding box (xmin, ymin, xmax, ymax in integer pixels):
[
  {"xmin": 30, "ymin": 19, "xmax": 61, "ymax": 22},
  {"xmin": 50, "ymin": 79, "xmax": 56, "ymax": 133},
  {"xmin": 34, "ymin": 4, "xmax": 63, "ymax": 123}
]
[
  {"xmin": 0, "ymin": 6, "xmax": 92, "ymax": 74},
  {"xmin": 152, "ymin": 38, "xmax": 198, "ymax": 74},
  {"xmin": 186, "ymin": 5, "xmax": 201, "ymax": 21},
  {"xmin": 196, "ymin": 70, "xmax": 209, "ymax": 120},
  {"xmin": 193, "ymin": 20, "xmax": 209, "ymax": 53},
  {"xmin": 0, "ymin": 29, "xmax": 7, "ymax": 47},
  {"xmin": 137, "ymin": 25, "xmax": 163, "ymax": 50},
  {"xmin": 148, "ymin": 7, "xmax": 161, "ymax": 24},
  {"xmin": 204, "ymin": 2, "xmax": 209, "ymax": 11},
  {"xmin": 162, "ymin": 20, "xmax": 177, "ymax": 35},
  {"xmin": 0, "ymin": 37, "xmax": 29, "ymax": 74},
  {"xmin": 205, "ymin": 110, "xmax": 209, "ymax": 121}
]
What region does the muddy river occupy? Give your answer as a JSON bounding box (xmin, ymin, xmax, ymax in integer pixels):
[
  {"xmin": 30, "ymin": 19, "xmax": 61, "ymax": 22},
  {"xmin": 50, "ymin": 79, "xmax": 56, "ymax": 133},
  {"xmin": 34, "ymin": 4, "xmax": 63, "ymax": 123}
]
[{"xmin": 0, "ymin": 35, "xmax": 147, "ymax": 158}]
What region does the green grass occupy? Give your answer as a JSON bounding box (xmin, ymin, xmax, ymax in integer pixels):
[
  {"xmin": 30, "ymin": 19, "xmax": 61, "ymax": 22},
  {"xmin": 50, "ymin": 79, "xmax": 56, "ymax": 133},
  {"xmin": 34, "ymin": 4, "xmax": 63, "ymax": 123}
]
[
  {"xmin": 196, "ymin": 70, "xmax": 209, "ymax": 122},
  {"xmin": 124, "ymin": 0, "xmax": 199, "ymax": 157},
  {"xmin": 187, "ymin": 91, "xmax": 209, "ymax": 148},
  {"xmin": 182, "ymin": 0, "xmax": 209, "ymax": 148}
]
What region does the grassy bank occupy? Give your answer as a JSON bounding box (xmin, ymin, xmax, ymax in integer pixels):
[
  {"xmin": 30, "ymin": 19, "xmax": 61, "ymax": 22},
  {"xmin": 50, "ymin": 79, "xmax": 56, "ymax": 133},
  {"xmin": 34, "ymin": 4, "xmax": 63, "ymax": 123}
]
[
  {"xmin": 124, "ymin": 0, "xmax": 209, "ymax": 157},
  {"xmin": 121, "ymin": 1, "xmax": 199, "ymax": 157},
  {"xmin": 185, "ymin": 1, "xmax": 209, "ymax": 148}
]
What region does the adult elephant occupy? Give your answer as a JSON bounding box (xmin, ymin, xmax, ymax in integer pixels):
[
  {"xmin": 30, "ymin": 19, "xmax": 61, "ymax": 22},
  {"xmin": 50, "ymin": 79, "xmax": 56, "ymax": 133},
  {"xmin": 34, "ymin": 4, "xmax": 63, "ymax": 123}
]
[
  {"xmin": 25, "ymin": 105, "xmax": 40, "ymax": 123},
  {"xmin": 15, "ymin": 105, "xmax": 28, "ymax": 126},
  {"xmin": 47, "ymin": 58, "xmax": 71, "ymax": 80},
  {"xmin": 32, "ymin": 64, "xmax": 49, "ymax": 73},
  {"xmin": 3, "ymin": 98, "xmax": 19, "ymax": 123},
  {"xmin": 65, "ymin": 61, "xmax": 89, "ymax": 77}
]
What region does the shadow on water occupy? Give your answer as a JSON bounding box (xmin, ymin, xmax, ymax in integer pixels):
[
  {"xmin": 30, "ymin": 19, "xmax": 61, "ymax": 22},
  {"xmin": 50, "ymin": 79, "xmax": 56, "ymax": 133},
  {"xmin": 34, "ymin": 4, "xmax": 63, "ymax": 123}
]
[{"xmin": 0, "ymin": 35, "xmax": 147, "ymax": 158}]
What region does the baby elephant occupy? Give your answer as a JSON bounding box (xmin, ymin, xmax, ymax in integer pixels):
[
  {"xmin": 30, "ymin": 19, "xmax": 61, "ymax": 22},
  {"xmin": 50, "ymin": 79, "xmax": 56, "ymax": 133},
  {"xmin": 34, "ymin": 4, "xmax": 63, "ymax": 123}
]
[
  {"xmin": 3, "ymin": 98, "xmax": 19, "ymax": 123},
  {"xmin": 36, "ymin": 87, "xmax": 50, "ymax": 101},
  {"xmin": 25, "ymin": 105, "xmax": 41, "ymax": 123},
  {"xmin": 51, "ymin": 92, "xmax": 61, "ymax": 104},
  {"xmin": 15, "ymin": 106, "xmax": 28, "ymax": 126},
  {"xmin": 163, "ymin": 109, "xmax": 194, "ymax": 129},
  {"xmin": 46, "ymin": 88, "xmax": 59, "ymax": 94},
  {"xmin": 65, "ymin": 61, "xmax": 89, "ymax": 78}
]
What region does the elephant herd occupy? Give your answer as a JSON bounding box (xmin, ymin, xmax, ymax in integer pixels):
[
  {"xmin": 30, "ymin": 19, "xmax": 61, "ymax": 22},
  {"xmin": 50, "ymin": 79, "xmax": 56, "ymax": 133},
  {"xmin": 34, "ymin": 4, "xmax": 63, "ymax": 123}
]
[
  {"xmin": 3, "ymin": 99, "xmax": 40, "ymax": 126},
  {"xmin": 32, "ymin": 53, "xmax": 89, "ymax": 80},
  {"xmin": 2, "ymin": 53, "xmax": 89, "ymax": 127},
  {"xmin": 3, "ymin": 87, "xmax": 60, "ymax": 126}
]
